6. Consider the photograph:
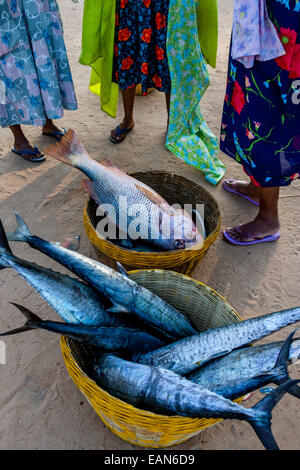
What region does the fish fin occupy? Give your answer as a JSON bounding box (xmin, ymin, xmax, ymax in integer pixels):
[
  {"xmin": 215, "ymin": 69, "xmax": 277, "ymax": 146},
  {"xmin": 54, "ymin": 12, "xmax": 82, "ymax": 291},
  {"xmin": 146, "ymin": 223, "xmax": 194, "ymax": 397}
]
[
  {"xmin": 0, "ymin": 303, "xmax": 42, "ymax": 336},
  {"xmin": 249, "ymin": 379, "xmax": 300, "ymax": 450},
  {"xmin": 106, "ymin": 304, "xmax": 130, "ymax": 314},
  {"xmin": 134, "ymin": 183, "xmax": 168, "ymax": 207},
  {"xmin": 10, "ymin": 302, "xmax": 43, "ymax": 323},
  {"xmin": 116, "ymin": 262, "xmax": 128, "ymax": 277},
  {"xmin": 100, "ymin": 157, "xmax": 118, "ymax": 168},
  {"xmin": 7, "ymin": 212, "xmax": 31, "ymax": 242},
  {"xmin": 0, "ymin": 220, "xmax": 13, "ymax": 269},
  {"xmin": 45, "ymin": 129, "xmax": 90, "ymax": 168},
  {"xmin": 81, "ymin": 179, "xmax": 102, "ymax": 205}
]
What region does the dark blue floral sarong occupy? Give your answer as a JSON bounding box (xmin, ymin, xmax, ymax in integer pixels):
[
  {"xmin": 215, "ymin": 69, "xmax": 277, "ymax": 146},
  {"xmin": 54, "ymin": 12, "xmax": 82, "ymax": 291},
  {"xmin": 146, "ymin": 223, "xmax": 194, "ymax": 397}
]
[
  {"xmin": 221, "ymin": 0, "xmax": 300, "ymax": 187},
  {"xmin": 112, "ymin": 0, "xmax": 171, "ymax": 94}
]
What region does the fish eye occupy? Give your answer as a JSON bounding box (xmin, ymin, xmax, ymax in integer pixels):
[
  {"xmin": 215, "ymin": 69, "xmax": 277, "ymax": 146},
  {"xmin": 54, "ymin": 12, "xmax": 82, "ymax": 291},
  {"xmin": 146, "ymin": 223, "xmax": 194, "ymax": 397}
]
[{"xmin": 175, "ymin": 239, "xmax": 185, "ymax": 249}]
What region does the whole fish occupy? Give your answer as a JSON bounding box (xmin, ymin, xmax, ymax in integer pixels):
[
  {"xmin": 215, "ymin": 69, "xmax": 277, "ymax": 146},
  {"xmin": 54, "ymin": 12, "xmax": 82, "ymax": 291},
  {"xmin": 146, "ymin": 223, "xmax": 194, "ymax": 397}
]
[
  {"xmin": 187, "ymin": 331, "xmax": 300, "ymax": 400},
  {"xmin": 45, "ymin": 129, "xmax": 203, "ymax": 251},
  {"xmin": 0, "ymin": 221, "xmax": 137, "ymax": 328},
  {"xmin": 187, "ymin": 335, "xmax": 300, "ymax": 400},
  {"xmin": 133, "ymin": 306, "xmax": 300, "ymax": 375},
  {"xmin": 0, "ymin": 304, "xmax": 166, "ymax": 355},
  {"xmin": 92, "ymin": 353, "xmax": 298, "ymax": 450},
  {"xmin": 7, "ymin": 213, "xmax": 197, "ymax": 340}
]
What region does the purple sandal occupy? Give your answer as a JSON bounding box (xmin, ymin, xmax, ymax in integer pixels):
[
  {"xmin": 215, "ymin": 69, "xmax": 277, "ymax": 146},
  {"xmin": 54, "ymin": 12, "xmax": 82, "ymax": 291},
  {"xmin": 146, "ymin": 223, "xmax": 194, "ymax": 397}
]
[
  {"xmin": 110, "ymin": 124, "xmax": 134, "ymax": 144},
  {"xmin": 222, "ymin": 179, "xmax": 260, "ymax": 207},
  {"xmin": 223, "ymin": 225, "xmax": 280, "ymax": 246}
]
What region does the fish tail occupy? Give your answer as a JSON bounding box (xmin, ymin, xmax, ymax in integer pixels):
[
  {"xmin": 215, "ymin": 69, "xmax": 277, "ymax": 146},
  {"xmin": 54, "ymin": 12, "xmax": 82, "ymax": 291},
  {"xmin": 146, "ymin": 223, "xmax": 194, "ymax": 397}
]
[
  {"xmin": 7, "ymin": 212, "xmax": 32, "ymax": 243},
  {"xmin": 270, "ymin": 329, "xmax": 300, "ymax": 399},
  {"xmin": 0, "ymin": 303, "xmax": 42, "ymax": 336},
  {"xmin": 266, "ymin": 329, "xmax": 297, "ymax": 384},
  {"xmin": 249, "ymin": 379, "xmax": 299, "ymax": 450},
  {"xmin": 45, "ymin": 129, "xmax": 91, "ymax": 168},
  {"xmin": 0, "ymin": 219, "xmax": 13, "ymax": 269}
]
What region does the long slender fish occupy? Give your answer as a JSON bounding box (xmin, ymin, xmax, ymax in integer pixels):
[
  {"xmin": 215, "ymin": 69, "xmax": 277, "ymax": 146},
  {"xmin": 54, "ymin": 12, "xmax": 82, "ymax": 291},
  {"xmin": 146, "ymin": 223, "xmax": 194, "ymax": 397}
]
[
  {"xmin": 187, "ymin": 335, "xmax": 300, "ymax": 400},
  {"xmin": 0, "ymin": 222, "xmax": 137, "ymax": 328},
  {"xmin": 133, "ymin": 306, "xmax": 300, "ymax": 375},
  {"xmin": 7, "ymin": 213, "xmax": 197, "ymax": 339},
  {"xmin": 0, "ymin": 304, "xmax": 166, "ymax": 355},
  {"xmin": 187, "ymin": 331, "xmax": 300, "ymax": 400},
  {"xmin": 92, "ymin": 353, "xmax": 298, "ymax": 450},
  {"xmin": 45, "ymin": 129, "xmax": 203, "ymax": 251}
]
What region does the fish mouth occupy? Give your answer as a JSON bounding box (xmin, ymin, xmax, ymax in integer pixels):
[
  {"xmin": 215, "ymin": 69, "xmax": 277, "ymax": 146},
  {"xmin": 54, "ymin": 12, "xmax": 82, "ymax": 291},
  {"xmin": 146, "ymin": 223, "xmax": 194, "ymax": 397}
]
[{"xmin": 184, "ymin": 234, "xmax": 204, "ymax": 250}]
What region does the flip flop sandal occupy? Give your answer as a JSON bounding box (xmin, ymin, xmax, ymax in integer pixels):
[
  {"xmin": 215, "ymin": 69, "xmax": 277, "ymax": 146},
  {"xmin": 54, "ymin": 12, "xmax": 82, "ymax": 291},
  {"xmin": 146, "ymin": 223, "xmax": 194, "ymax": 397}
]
[
  {"xmin": 222, "ymin": 179, "xmax": 260, "ymax": 207},
  {"xmin": 11, "ymin": 146, "xmax": 46, "ymax": 163},
  {"xmin": 223, "ymin": 225, "xmax": 280, "ymax": 246},
  {"xmin": 42, "ymin": 127, "xmax": 67, "ymax": 141},
  {"xmin": 110, "ymin": 124, "xmax": 134, "ymax": 144}
]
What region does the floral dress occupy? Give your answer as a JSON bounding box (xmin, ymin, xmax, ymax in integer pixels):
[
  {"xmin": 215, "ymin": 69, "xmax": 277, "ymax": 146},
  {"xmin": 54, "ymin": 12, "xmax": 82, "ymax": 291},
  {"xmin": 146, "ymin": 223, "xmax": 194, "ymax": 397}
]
[
  {"xmin": 112, "ymin": 0, "xmax": 171, "ymax": 94},
  {"xmin": 220, "ymin": 0, "xmax": 300, "ymax": 187},
  {"xmin": 0, "ymin": 0, "xmax": 77, "ymax": 128}
]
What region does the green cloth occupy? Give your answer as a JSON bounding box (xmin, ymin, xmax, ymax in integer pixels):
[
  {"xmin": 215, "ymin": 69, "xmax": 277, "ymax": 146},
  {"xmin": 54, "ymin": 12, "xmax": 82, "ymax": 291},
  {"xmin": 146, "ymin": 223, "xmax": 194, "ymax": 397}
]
[
  {"xmin": 197, "ymin": 0, "xmax": 218, "ymax": 69},
  {"xmin": 165, "ymin": 0, "xmax": 225, "ymax": 185},
  {"xmin": 79, "ymin": 0, "xmax": 118, "ymax": 118},
  {"xmin": 79, "ymin": 0, "xmax": 218, "ymax": 119}
]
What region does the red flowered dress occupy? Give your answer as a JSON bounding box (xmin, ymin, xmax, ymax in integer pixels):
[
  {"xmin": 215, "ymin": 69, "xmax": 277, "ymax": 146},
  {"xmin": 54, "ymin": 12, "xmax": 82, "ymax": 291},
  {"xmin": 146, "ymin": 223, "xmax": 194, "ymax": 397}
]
[
  {"xmin": 113, "ymin": 0, "xmax": 171, "ymax": 94},
  {"xmin": 221, "ymin": 0, "xmax": 300, "ymax": 187}
]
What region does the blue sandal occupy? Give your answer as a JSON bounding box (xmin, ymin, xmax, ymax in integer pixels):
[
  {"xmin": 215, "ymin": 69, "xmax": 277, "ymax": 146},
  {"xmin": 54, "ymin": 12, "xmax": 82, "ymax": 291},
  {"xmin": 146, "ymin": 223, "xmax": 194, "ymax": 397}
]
[
  {"xmin": 42, "ymin": 127, "xmax": 66, "ymax": 141},
  {"xmin": 12, "ymin": 146, "xmax": 46, "ymax": 162},
  {"xmin": 110, "ymin": 124, "xmax": 134, "ymax": 144}
]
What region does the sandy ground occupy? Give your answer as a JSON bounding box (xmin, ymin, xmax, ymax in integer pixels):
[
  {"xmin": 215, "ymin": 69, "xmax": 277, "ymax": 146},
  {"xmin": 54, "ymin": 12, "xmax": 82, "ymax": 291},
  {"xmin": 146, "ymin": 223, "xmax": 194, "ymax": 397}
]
[{"xmin": 0, "ymin": 0, "xmax": 300, "ymax": 451}]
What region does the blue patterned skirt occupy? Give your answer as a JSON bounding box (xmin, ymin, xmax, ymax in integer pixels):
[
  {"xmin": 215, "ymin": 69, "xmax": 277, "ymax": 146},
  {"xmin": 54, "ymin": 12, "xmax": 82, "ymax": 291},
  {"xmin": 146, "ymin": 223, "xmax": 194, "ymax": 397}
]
[
  {"xmin": 221, "ymin": 0, "xmax": 300, "ymax": 187},
  {"xmin": 0, "ymin": 0, "xmax": 77, "ymax": 128},
  {"xmin": 112, "ymin": 0, "xmax": 171, "ymax": 94}
]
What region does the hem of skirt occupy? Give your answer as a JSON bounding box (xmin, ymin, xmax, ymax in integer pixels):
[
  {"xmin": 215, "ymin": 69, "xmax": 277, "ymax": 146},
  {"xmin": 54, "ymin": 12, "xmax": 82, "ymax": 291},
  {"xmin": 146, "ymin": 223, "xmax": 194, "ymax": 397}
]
[
  {"xmin": 1, "ymin": 104, "xmax": 78, "ymax": 128},
  {"xmin": 112, "ymin": 80, "xmax": 170, "ymax": 94},
  {"xmin": 167, "ymin": 142, "xmax": 226, "ymax": 186},
  {"xmin": 220, "ymin": 143, "xmax": 299, "ymax": 188}
]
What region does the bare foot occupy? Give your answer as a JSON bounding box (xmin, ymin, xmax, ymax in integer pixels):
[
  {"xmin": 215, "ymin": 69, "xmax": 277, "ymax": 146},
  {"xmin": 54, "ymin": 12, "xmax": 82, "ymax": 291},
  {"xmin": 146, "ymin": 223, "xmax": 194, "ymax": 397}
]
[
  {"xmin": 13, "ymin": 137, "xmax": 45, "ymax": 162},
  {"xmin": 42, "ymin": 121, "xmax": 65, "ymax": 135},
  {"xmin": 223, "ymin": 179, "xmax": 260, "ymax": 205},
  {"xmin": 224, "ymin": 216, "xmax": 280, "ymax": 244}
]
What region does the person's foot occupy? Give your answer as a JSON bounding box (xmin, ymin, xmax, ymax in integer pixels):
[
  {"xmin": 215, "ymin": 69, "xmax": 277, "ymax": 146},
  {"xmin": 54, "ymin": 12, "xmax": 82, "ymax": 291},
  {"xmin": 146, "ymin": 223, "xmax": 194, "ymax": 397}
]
[
  {"xmin": 110, "ymin": 119, "xmax": 135, "ymax": 144},
  {"xmin": 42, "ymin": 121, "xmax": 66, "ymax": 141},
  {"xmin": 224, "ymin": 216, "xmax": 280, "ymax": 244},
  {"xmin": 223, "ymin": 179, "xmax": 260, "ymax": 206},
  {"xmin": 12, "ymin": 138, "xmax": 45, "ymax": 162}
]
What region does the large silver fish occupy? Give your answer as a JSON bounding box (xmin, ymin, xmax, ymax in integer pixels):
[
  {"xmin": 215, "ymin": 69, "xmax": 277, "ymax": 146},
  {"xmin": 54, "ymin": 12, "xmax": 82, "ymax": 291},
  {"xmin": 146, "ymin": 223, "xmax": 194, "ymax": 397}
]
[
  {"xmin": 45, "ymin": 129, "xmax": 203, "ymax": 251},
  {"xmin": 92, "ymin": 353, "xmax": 298, "ymax": 450},
  {"xmin": 133, "ymin": 306, "xmax": 300, "ymax": 375},
  {"xmin": 7, "ymin": 213, "xmax": 197, "ymax": 340},
  {"xmin": 0, "ymin": 304, "xmax": 166, "ymax": 355},
  {"xmin": 0, "ymin": 221, "xmax": 135, "ymax": 327},
  {"xmin": 187, "ymin": 334, "xmax": 300, "ymax": 400}
]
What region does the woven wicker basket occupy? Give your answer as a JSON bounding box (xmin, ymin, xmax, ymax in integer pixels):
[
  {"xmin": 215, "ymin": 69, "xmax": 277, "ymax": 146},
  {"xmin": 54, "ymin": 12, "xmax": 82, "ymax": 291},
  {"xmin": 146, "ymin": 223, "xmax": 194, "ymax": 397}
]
[
  {"xmin": 83, "ymin": 171, "xmax": 221, "ymax": 276},
  {"xmin": 61, "ymin": 270, "xmax": 243, "ymax": 448}
]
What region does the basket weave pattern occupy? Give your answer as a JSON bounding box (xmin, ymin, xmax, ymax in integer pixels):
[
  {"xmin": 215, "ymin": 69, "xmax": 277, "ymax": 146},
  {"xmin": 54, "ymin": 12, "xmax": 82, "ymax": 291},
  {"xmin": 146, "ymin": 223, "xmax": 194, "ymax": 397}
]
[
  {"xmin": 83, "ymin": 172, "xmax": 221, "ymax": 276},
  {"xmin": 61, "ymin": 270, "xmax": 243, "ymax": 448}
]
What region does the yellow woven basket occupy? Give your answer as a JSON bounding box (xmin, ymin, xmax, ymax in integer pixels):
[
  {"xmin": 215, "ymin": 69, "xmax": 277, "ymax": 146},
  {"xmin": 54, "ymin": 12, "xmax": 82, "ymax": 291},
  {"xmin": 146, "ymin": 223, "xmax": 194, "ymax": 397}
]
[
  {"xmin": 61, "ymin": 270, "xmax": 243, "ymax": 448},
  {"xmin": 83, "ymin": 171, "xmax": 221, "ymax": 276}
]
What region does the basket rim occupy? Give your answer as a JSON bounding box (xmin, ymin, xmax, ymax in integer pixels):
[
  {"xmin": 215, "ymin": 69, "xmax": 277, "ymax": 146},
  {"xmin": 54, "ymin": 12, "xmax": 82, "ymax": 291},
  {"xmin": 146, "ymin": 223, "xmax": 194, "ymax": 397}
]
[
  {"xmin": 83, "ymin": 171, "xmax": 221, "ymax": 259},
  {"xmin": 61, "ymin": 270, "xmax": 243, "ymax": 425}
]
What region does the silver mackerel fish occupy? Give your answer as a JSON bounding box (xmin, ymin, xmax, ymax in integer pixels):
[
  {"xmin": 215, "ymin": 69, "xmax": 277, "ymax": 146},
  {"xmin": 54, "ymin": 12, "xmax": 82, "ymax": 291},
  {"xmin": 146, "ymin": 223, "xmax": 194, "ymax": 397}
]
[
  {"xmin": 92, "ymin": 353, "xmax": 298, "ymax": 451},
  {"xmin": 133, "ymin": 306, "xmax": 300, "ymax": 374},
  {"xmin": 7, "ymin": 213, "xmax": 197, "ymax": 340}
]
